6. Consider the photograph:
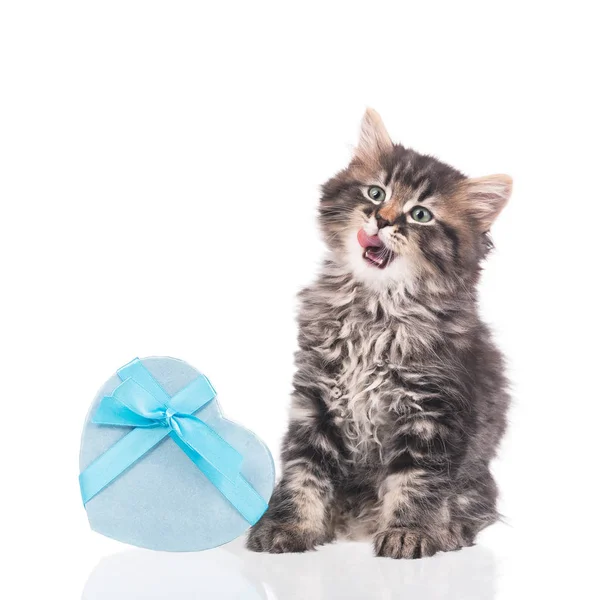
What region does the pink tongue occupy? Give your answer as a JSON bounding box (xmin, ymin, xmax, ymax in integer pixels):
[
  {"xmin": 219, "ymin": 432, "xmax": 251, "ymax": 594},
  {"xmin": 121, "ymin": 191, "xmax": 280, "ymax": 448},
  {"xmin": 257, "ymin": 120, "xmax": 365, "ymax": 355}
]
[{"xmin": 357, "ymin": 229, "xmax": 382, "ymax": 249}]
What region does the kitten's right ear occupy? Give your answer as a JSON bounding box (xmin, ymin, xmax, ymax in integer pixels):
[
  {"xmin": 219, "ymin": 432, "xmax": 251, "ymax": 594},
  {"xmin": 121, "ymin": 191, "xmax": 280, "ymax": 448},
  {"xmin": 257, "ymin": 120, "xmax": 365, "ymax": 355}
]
[
  {"xmin": 462, "ymin": 174, "xmax": 513, "ymax": 232},
  {"xmin": 354, "ymin": 108, "xmax": 393, "ymax": 161}
]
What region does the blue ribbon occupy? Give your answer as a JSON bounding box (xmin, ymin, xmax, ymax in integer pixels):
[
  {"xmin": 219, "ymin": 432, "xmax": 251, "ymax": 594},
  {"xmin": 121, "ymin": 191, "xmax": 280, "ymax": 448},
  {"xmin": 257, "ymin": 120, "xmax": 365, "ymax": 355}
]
[{"xmin": 79, "ymin": 358, "xmax": 268, "ymax": 526}]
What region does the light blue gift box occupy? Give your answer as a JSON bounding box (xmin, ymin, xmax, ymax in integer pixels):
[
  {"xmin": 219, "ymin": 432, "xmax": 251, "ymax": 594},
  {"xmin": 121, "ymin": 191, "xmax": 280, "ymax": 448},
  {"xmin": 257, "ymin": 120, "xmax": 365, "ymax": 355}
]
[{"xmin": 79, "ymin": 356, "xmax": 275, "ymax": 551}]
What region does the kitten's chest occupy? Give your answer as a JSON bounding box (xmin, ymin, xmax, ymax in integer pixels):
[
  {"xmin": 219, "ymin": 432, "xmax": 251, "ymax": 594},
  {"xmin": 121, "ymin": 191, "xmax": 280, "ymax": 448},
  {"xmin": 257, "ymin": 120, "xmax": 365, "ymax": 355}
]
[{"xmin": 322, "ymin": 318, "xmax": 417, "ymax": 451}]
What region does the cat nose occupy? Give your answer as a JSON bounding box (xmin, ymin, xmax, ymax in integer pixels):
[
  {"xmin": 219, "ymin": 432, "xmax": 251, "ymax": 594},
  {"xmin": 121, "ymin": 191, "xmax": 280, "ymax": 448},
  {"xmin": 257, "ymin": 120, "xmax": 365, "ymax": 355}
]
[{"xmin": 375, "ymin": 213, "xmax": 393, "ymax": 229}]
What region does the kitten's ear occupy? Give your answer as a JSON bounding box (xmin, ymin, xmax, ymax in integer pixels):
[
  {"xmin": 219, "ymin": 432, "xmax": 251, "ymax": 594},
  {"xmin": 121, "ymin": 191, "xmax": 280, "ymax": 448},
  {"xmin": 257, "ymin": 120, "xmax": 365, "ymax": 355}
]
[
  {"xmin": 355, "ymin": 108, "xmax": 393, "ymax": 160},
  {"xmin": 462, "ymin": 174, "xmax": 513, "ymax": 232}
]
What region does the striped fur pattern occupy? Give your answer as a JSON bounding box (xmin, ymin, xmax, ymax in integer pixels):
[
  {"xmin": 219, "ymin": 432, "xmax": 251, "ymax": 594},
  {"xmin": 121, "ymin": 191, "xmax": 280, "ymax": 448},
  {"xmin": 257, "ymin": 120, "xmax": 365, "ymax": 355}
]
[{"xmin": 247, "ymin": 110, "xmax": 512, "ymax": 559}]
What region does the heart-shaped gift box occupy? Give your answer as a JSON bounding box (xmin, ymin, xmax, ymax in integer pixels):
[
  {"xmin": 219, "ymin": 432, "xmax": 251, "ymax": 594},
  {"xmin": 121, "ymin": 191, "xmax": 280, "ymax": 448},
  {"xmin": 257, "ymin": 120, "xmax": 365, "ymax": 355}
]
[{"xmin": 79, "ymin": 356, "xmax": 275, "ymax": 551}]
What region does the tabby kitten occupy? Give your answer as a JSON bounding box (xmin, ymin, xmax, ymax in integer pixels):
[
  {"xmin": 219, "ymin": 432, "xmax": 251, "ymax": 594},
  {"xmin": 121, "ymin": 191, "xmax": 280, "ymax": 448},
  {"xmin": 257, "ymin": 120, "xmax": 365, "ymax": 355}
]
[{"xmin": 247, "ymin": 109, "xmax": 512, "ymax": 559}]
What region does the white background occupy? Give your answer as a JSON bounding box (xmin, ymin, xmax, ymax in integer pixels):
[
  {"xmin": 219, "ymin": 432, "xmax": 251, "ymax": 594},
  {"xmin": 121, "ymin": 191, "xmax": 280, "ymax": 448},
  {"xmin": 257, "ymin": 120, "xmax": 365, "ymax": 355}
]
[{"xmin": 1, "ymin": 2, "xmax": 592, "ymax": 598}]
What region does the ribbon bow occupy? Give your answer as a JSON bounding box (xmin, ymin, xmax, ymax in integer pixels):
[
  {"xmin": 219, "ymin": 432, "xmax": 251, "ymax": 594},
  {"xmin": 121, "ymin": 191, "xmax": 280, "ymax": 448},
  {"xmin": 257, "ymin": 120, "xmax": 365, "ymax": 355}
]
[{"xmin": 79, "ymin": 359, "xmax": 267, "ymax": 525}]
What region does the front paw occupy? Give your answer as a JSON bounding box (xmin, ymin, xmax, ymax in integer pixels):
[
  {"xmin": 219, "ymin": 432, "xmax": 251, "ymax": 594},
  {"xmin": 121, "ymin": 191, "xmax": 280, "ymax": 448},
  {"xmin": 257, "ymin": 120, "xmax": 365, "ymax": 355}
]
[
  {"xmin": 247, "ymin": 517, "xmax": 325, "ymax": 554},
  {"xmin": 374, "ymin": 528, "xmax": 438, "ymax": 559}
]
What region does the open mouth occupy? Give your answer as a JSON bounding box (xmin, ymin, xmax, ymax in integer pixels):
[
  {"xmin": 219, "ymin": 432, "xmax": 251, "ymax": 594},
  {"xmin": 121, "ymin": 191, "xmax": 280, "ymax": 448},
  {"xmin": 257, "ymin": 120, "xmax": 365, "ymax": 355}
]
[{"xmin": 357, "ymin": 229, "xmax": 396, "ymax": 269}]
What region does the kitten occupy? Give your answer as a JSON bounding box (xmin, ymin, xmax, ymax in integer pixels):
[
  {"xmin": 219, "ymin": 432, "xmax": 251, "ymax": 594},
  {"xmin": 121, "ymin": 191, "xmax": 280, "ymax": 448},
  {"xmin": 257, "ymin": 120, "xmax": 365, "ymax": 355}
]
[{"xmin": 247, "ymin": 109, "xmax": 512, "ymax": 559}]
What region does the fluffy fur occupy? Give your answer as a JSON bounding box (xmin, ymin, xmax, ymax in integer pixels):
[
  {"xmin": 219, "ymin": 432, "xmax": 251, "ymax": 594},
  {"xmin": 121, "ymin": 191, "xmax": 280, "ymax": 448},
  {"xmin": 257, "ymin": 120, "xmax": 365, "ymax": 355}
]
[{"xmin": 247, "ymin": 109, "xmax": 512, "ymax": 559}]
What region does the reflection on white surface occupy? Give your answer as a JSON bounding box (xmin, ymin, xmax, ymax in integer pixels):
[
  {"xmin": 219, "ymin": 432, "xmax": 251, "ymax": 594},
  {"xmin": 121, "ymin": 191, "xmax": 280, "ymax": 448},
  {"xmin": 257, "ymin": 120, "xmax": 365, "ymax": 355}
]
[
  {"xmin": 82, "ymin": 546, "xmax": 266, "ymax": 600},
  {"xmin": 82, "ymin": 537, "xmax": 496, "ymax": 600}
]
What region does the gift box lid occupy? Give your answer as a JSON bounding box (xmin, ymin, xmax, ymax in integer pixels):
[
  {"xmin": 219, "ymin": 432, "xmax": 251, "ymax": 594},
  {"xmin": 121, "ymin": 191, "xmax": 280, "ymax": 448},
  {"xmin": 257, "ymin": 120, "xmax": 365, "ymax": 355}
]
[{"xmin": 79, "ymin": 356, "xmax": 275, "ymax": 551}]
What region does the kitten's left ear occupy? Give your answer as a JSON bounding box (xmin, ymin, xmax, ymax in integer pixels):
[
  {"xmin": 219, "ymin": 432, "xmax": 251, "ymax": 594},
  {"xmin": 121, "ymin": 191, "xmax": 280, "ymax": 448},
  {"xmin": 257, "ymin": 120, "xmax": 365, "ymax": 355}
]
[
  {"xmin": 462, "ymin": 174, "xmax": 513, "ymax": 232},
  {"xmin": 355, "ymin": 108, "xmax": 393, "ymax": 161}
]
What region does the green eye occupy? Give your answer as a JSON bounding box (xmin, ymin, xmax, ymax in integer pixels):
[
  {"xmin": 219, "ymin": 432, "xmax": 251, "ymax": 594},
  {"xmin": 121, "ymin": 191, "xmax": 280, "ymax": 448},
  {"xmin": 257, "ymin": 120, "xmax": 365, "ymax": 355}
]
[
  {"xmin": 367, "ymin": 186, "xmax": 386, "ymax": 204},
  {"xmin": 410, "ymin": 206, "xmax": 433, "ymax": 223}
]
